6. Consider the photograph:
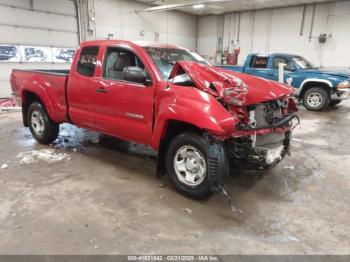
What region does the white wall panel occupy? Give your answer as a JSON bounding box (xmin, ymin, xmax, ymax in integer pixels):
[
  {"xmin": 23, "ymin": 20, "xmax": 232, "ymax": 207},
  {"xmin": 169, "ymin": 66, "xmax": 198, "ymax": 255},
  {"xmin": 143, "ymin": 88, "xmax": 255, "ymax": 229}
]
[
  {"xmin": 322, "ymin": 1, "xmax": 350, "ymax": 67},
  {"xmin": 197, "ymin": 15, "xmax": 217, "ymax": 59},
  {"xmin": 197, "ymin": 1, "xmax": 350, "ymax": 68},
  {"xmin": 93, "ymin": 0, "xmax": 197, "ymax": 50},
  {"xmin": 0, "ymin": 0, "xmax": 31, "ymax": 8},
  {"xmin": 34, "ymin": 0, "xmax": 76, "ymax": 16},
  {"xmin": 0, "ymin": 0, "xmax": 78, "ymax": 98},
  {"xmin": 251, "ymin": 10, "xmax": 270, "ymax": 53},
  {"xmin": 0, "ymin": 7, "xmax": 77, "ymax": 34},
  {"xmin": 237, "ymin": 12, "xmax": 254, "ymax": 64}
]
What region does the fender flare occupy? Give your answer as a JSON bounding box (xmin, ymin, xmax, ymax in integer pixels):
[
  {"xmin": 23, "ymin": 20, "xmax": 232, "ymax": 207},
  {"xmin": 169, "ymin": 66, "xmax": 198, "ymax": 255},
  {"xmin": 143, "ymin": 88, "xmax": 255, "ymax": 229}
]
[
  {"xmin": 297, "ymin": 78, "xmax": 332, "ymax": 96},
  {"xmin": 21, "ymin": 87, "xmax": 57, "ymax": 123},
  {"xmin": 151, "ymin": 115, "xmax": 228, "ymax": 149}
]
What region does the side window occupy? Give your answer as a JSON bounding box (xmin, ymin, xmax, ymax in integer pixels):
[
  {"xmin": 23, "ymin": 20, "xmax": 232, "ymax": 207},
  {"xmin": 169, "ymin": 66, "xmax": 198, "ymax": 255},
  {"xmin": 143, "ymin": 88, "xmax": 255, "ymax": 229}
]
[
  {"xmin": 272, "ymin": 57, "xmax": 288, "ymax": 69},
  {"xmin": 76, "ymin": 46, "xmax": 99, "ymax": 77},
  {"xmin": 251, "ymin": 56, "xmax": 268, "ymax": 68},
  {"xmin": 103, "ymin": 47, "xmax": 147, "ymax": 82}
]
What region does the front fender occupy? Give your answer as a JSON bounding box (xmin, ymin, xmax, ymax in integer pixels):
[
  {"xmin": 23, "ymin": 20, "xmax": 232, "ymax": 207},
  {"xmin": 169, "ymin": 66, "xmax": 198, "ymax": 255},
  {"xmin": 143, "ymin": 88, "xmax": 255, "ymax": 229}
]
[
  {"xmin": 151, "ymin": 86, "xmax": 238, "ymax": 149},
  {"xmin": 296, "ymin": 77, "xmax": 333, "ymax": 96}
]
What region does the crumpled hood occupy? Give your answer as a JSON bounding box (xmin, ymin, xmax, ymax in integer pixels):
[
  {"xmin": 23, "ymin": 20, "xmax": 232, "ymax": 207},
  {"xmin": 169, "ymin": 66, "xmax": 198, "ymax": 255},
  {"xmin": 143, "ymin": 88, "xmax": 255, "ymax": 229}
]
[
  {"xmin": 170, "ymin": 61, "xmax": 293, "ymax": 105},
  {"xmin": 300, "ymin": 68, "xmax": 350, "ymax": 79}
]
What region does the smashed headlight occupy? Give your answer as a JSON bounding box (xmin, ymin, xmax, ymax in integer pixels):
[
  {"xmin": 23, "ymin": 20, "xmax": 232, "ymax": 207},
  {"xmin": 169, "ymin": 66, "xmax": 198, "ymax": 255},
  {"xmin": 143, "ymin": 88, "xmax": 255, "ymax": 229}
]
[{"xmin": 220, "ymin": 81, "xmax": 248, "ymax": 106}]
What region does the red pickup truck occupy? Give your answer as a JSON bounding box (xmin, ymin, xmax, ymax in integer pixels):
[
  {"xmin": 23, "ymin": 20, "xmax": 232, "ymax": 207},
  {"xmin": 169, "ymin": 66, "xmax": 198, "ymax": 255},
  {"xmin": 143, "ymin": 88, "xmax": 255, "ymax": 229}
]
[{"xmin": 11, "ymin": 40, "xmax": 298, "ymax": 199}]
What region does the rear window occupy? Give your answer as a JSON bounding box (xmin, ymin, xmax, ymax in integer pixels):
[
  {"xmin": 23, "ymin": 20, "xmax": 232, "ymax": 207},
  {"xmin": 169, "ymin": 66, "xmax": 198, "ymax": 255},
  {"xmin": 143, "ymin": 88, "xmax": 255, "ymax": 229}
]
[
  {"xmin": 250, "ymin": 55, "xmax": 268, "ymax": 68},
  {"xmin": 77, "ymin": 46, "xmax": 99, "ymax": 77}
]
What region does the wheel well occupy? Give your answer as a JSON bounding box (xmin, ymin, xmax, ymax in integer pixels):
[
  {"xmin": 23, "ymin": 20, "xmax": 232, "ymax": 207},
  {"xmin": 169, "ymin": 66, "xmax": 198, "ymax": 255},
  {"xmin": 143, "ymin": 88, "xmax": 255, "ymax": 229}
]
[
  {"xmin": 22, "ymin": 91, "xmax": 43, "ymax": 127},
  {"xmin": 156, "ymin": 120, "xmax": 203, "ymax": 177},
  {"xmin": 299, "ymin": 82, "xmax": 330, "ymax": 99}
]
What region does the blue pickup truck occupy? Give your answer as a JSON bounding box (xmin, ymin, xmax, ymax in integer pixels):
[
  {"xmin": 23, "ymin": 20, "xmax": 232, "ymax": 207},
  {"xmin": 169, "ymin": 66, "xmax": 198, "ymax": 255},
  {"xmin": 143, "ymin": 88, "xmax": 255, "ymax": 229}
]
[{"xmin": 221, "ymin": 53, "xmax": 350, "ymax": 111}]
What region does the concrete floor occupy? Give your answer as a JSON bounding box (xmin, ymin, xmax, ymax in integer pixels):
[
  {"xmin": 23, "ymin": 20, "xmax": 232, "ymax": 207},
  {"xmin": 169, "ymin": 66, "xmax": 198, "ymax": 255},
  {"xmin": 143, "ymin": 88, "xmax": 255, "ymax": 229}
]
[{"xmin": 0, "ymin": 101, "xmax": 349, "ymax": 255}]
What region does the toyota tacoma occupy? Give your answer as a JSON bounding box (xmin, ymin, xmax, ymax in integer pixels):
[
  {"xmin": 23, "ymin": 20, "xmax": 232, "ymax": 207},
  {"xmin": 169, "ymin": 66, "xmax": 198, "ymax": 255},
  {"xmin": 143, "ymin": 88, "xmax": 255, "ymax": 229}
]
[{"xmin": 11, "ymin": 40, "xmax": 298, "ymax": 199}]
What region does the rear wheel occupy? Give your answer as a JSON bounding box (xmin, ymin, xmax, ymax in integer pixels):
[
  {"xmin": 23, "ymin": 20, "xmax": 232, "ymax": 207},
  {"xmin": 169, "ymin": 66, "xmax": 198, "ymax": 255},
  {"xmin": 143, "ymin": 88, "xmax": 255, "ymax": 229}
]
[
  {"xmin": 28, "ymin": 102, "xmax": 59, "ymax": 144},
  {"xmin": 329, "ymin": 99, "xmax": 342, "ymax": 107},
  {"xmin": 165, "ymin": 133, "xmax": 212, "ymax": 200},
  {"xmin": 303, "ymin": 87, "xmax": 330, "ymax": 111}
]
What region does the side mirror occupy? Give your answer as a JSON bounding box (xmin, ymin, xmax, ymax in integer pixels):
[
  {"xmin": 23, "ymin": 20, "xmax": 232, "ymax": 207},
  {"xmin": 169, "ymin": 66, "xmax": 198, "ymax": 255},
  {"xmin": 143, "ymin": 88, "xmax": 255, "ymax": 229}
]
[{"xmin": 122, "ymin": 66, "xmax": 152, "ymax": 86}]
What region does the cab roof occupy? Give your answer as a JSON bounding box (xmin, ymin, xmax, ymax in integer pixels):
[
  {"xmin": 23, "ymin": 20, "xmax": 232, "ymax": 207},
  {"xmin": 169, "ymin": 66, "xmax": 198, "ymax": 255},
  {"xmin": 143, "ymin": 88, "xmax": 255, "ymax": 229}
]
[
  {"xmin": 80, "ymin": 39, "xmax": 185, "ymax": 50},
  {"xmin": 249, "ymin": 52, "xmax": 300, "ymax": 58}
]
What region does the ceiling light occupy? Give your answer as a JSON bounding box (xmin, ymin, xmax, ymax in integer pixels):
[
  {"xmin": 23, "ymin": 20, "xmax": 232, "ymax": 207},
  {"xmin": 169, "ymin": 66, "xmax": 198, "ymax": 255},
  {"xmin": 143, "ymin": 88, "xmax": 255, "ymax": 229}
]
[{"xmin": 192, "ymin": 4, "xmax": 205, "ymax": 9}]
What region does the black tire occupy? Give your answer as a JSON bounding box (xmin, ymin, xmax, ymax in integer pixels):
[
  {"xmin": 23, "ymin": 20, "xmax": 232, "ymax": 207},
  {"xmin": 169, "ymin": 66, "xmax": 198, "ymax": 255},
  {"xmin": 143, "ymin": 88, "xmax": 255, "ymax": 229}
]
[
  {"xmin": 329, "ymin": 99, "xmax": 342, "ymax": 107},
  {"xmin": 303, "ymin": 87, "xmax": 330, "ymax": 111},
  {"xmin": 27, "ymin": 102, "xmax": 59, "ymax": 144},
  {"xmin": 165, "ymin": 132, "xmax": 212, "ymax": 200}
]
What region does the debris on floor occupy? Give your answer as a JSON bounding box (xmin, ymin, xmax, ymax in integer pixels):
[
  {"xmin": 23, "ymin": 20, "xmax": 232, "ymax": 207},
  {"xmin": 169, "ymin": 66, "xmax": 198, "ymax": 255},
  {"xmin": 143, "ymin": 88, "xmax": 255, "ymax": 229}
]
[
  {"xmin": 0, "ymin": 98, "xmax": 16, "ymax": 107},
  {"xmin": 16, "ymin": 149, "xmax": 70, "ymax": 165},
  {"xmin": 183, "ymin": 208, "xmax": 192, "ymax": 215},
  {"xmin": 1, "ymin": 163, "xmax": 8, "ymax": 169},
  {"xmin": 311, "ymin": 169, "xmax": 328, "ymax": 180},
  {"xmin": 284, "ymin": 165, "xmax": 295, "ymax": 170},
  {"xmin": 13, "ymin": 225, "xmax": 22, "ymax": 230},
  {"xmin": 292, "ymin": 138, "xmax": 303, "ymax": 143},
  {"xmin": 0, "ymin": 98, "xmax": 21, "ymax": 112}
]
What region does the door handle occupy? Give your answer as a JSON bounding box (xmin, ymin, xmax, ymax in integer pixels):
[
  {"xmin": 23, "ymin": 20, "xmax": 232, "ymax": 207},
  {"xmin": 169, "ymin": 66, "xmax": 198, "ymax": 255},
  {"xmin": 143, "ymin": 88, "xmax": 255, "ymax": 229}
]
[{"xmin": 96, "ymin": 87, "xmax": 108, "ymax": 93}]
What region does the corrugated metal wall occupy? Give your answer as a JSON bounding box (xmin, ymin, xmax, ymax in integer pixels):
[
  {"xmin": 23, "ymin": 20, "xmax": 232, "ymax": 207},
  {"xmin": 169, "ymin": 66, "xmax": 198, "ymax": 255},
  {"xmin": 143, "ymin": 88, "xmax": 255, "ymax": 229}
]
[
  {"xmin": 197, "ymin": 1, "xmax": 350, "ymax": 69},
  {"xmin": 0, "ymin": 0, "xmax": 79, "ymax": 98},
  {"xmin": 92, "ymin": 0, "xmax": 197, "ymax": 50}
]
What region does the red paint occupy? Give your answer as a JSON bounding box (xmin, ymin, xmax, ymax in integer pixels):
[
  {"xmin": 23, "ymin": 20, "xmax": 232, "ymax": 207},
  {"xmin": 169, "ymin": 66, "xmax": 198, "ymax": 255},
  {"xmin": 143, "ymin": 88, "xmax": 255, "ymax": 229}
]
[
  {"xmin": 11, "ymin": 40, "xmax": 295, "ymax": 150},
  {"xmin": 0, "ymin": 98, "xmax": 16, "ymax": 107}
]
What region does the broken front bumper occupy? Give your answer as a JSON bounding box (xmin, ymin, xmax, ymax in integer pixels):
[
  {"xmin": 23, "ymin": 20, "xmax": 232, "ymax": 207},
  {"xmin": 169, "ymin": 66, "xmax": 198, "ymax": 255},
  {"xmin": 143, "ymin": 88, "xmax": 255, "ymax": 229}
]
[
  {"xmin": 225, "ymin": 131, "xmax": 291, "ymax": 170},
  {"xmin": 226, "ymin": 112, "xmax": 298, "ymax": 170}
]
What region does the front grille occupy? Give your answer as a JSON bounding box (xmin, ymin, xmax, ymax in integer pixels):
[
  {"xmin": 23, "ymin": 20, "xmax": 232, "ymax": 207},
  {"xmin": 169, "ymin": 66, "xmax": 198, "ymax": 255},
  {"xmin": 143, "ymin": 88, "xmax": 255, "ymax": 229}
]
[{"xmin": 249, "ymin": 101, "xmax": 283, "ymax": 129}]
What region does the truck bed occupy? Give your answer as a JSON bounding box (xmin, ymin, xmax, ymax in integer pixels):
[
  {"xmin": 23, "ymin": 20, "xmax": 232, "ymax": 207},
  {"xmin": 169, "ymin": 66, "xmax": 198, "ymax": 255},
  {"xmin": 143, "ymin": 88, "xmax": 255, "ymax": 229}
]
[
  {"xmin": 217, "ymin": 65, "xmax": 244, "ymax": 73},
  {"xmin": 11, "ymin": 69, "xmax": 69, "ymax": 123},
  {"xmin": 13, "ymin": 69, "xmax": 70, "ymax": 75}
]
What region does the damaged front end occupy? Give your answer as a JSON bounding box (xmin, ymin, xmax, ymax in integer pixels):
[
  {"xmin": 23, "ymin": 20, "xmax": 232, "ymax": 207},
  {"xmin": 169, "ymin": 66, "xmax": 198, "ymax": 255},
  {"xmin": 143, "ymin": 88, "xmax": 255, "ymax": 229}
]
[
  {"xmin": 166, "ymin": 61, "xmax": 299, "ymax": 213},
  {"xmin": 226, "ymin": 99, "xmax": 299, "ymax": 170},
  {"xmin": 170, "ymin": 61, "xmax": 299, "ymax": 174}
]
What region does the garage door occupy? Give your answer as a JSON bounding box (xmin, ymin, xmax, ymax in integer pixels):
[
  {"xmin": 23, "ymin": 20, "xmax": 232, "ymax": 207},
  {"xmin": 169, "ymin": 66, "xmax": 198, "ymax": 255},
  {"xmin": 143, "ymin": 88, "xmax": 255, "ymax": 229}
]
[{"xmin": 0, "ymin": 0, "xmax": 79, "ymax": 98}]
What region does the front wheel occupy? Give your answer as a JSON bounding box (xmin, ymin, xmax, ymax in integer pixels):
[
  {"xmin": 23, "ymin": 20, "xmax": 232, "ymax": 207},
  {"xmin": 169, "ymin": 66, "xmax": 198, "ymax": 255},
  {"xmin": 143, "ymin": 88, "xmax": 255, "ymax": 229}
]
[
  {"xmin": 165, "ymin": 133, "xmax": 212, "ymax": 200},
  {"xmin": 303, "ymin": 87, "xmax": 330, "ymax": 111},
  {"xmin": 28, "ymin": 102, "xmax": 59, "ymax": 144}
]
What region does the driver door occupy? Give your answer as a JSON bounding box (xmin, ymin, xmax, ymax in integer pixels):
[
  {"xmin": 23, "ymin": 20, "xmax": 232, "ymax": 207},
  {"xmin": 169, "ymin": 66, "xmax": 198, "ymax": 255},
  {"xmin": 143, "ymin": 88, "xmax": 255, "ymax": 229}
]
[{"xmin": 93, "ymin": 46, "xmax": 155, "ymax": 144}]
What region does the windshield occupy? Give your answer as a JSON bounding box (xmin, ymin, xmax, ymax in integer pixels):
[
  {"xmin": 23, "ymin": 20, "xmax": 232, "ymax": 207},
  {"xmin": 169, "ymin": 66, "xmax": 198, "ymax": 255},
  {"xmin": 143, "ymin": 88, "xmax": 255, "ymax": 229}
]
[
  {"xmin": 292, "ymin": 56, "xmax": 316, "ymax": 69},
  {"xmin": 143, "ymin": 47, "xmax": 210, "ymax": 79}
]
